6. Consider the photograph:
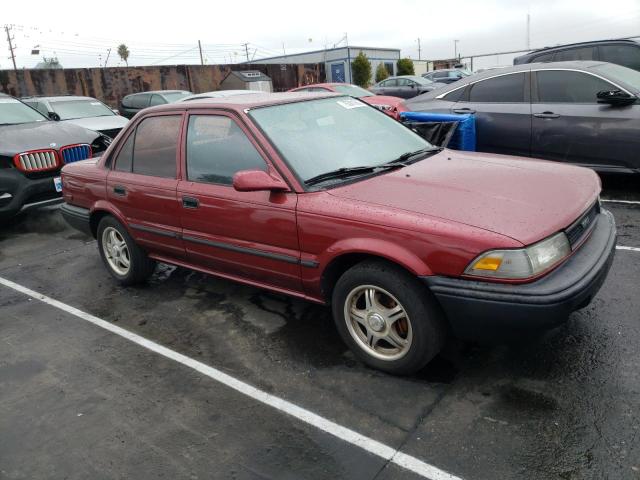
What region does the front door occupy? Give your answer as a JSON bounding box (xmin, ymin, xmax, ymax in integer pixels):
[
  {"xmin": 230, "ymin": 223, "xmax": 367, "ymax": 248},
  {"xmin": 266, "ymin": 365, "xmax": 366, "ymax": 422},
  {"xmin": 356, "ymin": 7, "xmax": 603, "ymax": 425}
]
[
  {"xmin": 177, "ymin": 112, "xmax": 302, "ymax": 293},
  {"xmin": 452, "ymin": 71, "xmax": 532, "ymax": 157},
  {"xmin": 531, "ymin": 69, "xmax": 640, "ymax": 170},
  {"xmin": 331, "ymin": 63, "xmax": 346, "ymax": 83},
  {"xmin": 106, "ymin": 113, "xmax": 185, "ymax": 258}
]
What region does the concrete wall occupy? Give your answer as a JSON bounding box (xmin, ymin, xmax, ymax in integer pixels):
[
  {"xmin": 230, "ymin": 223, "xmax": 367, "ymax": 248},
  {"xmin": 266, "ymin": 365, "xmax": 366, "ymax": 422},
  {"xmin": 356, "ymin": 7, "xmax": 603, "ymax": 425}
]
[{"xmin": 0, "ymin": 63, "xmax": 325, "ymax": 108}]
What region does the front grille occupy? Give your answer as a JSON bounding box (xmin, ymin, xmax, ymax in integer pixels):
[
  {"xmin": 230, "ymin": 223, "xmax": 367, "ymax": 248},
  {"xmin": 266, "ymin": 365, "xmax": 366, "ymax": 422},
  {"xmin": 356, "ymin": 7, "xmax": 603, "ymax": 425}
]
[
  {"xmin": 60, "ymin": 144, "xmax": 92, "ymax": 164},
  {"xmin": 13, "ymin": 150, "xmax": 59, "ymax": 172},
  {"xmin": 565, "ymin": 202, "xmax": 600, "ymax": 249}
]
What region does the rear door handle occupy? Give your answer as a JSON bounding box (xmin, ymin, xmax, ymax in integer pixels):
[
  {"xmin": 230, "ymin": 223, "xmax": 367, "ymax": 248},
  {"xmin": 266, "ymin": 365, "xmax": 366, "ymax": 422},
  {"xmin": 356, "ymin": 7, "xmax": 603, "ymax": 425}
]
[
  {"xmin": 453, "ymin": 108, "xmax": 476, "ymax": 114},
  {"xmin": 534, "ymin": 112, "xmax": 560, "ymax": 118},
  {"xmin": 113, "ymin": 185, "xmax": 126, "ymax": 196},
  {"xmin": 182, "ymin": 196, "xmax": 199, "ymax": 209}
]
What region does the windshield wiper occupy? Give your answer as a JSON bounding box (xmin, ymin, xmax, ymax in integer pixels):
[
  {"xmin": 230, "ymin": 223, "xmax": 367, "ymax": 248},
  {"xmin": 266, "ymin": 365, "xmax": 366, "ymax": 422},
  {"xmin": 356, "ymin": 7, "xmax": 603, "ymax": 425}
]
[
  {"xmin": 305, "ymin": 163, "xmax": 406, "ymax": 186},
  {"xmin": 388, "ymin": 146, "xmax": 443, "ymax": 164}
]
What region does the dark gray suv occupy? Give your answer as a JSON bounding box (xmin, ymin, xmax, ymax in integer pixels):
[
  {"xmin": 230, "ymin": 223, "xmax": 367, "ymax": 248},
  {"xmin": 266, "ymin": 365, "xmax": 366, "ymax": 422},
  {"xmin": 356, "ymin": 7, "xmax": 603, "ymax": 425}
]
[{"xmin": 403, "ymin": 61, "xmax": 640, "ymax": 174}]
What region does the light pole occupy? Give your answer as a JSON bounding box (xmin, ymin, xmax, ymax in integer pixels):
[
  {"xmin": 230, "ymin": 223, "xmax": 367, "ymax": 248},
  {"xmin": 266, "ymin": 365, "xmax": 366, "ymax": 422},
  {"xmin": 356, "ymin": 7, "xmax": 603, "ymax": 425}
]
[{"xmin": 454, "ymin": 40, "xmax": 459, "ymax": 60}]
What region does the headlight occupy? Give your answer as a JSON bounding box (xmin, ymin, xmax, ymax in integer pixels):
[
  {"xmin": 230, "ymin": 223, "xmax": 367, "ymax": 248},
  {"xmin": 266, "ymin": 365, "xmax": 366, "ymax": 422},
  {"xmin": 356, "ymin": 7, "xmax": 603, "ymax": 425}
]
[{"xmin": 464, "ymin": 232, "xmax": 571, "ymax": 280}]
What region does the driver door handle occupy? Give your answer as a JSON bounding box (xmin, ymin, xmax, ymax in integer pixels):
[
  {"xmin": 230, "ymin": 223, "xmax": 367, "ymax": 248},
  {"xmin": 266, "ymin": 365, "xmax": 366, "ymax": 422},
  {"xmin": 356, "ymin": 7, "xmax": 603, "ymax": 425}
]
[
  {"xmin": 182, "ymin": 196, "xmax": 199, "ymax": 209},
  {"xmin": 534, "ymin": 111, "xmax": 560, "ymax": 118},
  {"xmin": 453, "ymin": 108, "xmax": 476, "ymax": 114}
]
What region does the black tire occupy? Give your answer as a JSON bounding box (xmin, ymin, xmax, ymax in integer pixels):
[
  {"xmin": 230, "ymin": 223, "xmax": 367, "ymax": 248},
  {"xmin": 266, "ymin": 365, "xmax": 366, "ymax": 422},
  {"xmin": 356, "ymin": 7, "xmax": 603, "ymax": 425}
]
[
  {"xmin": 332, "ymin": 260, "xmax": 446, "ymax": 375},
  {"xmin": 96, "ymin": 216, "xmax": 155, "ymax": 286}
]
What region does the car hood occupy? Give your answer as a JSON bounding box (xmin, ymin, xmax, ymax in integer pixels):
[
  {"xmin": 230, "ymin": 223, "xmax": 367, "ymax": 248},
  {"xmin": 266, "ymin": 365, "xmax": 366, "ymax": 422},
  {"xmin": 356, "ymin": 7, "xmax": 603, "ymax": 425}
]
[
  {"xmin": 0, "ymin": 121, "xmax": 100, "ymax": 157},
  {"xmin": 363, "ymin": 95, "xmax": 404, "ymax": 107},
  {"xmin": 61, "ymin": 115, "xmax": 128, "ymax": 132},
  {"xmin": 327, "ymin": 150, "xmax": 600, "ymax": 245}
]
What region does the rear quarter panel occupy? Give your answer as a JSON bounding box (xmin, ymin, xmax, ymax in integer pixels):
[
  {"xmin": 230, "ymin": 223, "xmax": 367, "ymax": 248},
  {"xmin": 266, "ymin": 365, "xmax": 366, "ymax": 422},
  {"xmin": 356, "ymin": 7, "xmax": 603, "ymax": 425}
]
[{"xmin": 61, "ymin": 160, "xmax": 107, "ymax": 210}]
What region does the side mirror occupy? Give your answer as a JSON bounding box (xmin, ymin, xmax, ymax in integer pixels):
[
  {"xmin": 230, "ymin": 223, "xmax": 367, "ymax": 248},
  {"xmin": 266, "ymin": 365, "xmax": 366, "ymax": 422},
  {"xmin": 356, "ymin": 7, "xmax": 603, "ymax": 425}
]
[
  {"xmin": 112, "ymin": 108, "xmax": 120, "ymax": 115},
  {"xmin": 232, "ymin": 170, "xmax": 289, "ymax": 192},
  {"xmin": 409, "ymin": 83, "xmax": 416, "ymax": 88},
  {"xmin": 597, "ymin": 89, "xmax": 637, "ymax": 106},
  {"xmin": 48, "ymin": 112, "xmax": 61, "ymax": 121}
]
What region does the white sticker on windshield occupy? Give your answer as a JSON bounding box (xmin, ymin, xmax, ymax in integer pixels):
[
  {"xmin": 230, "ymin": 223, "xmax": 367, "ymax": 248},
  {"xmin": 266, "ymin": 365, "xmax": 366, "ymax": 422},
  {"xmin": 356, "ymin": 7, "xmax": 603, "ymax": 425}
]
[{"xmin": 336, "ymin": 98, "xmax": 365, "ymax": 109}]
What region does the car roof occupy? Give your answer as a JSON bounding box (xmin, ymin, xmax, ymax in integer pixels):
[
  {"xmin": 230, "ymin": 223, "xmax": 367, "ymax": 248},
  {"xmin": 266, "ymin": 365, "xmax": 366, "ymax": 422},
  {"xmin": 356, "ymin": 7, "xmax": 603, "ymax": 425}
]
[
  {"xmin": 522, "ymin": 38, "xmax": 638, "ymax": 55},
  {"xmin": 143, "ymin": 91, "xmax": 341, "ymax": 113},
  {"xmin": 125, "ymin": 90, "xmax": 190, "ymax": 97},
  {"xmin": 21, "ymin": 95, "xmax": 98, "ymax": 102}
]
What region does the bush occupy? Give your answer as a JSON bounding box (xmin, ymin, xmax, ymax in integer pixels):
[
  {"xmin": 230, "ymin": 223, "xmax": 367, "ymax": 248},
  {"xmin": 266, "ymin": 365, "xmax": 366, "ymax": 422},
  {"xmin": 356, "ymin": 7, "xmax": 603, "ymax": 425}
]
[
  {"xmin": 375, "ymin": 63, "xmax": 389, "ymax": 83},
  {"xmin": 351, "ymin": 52, "xmax": 372, "ymax": 87},
  {"xmin": 397, "ymin": 58, "xmax": 415, "ymax": 76}
]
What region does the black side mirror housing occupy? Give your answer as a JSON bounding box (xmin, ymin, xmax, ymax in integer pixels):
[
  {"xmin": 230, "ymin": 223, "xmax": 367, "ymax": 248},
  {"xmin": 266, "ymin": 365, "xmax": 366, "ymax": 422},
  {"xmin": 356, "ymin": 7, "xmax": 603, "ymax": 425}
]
[
  {"xmin": 48, "ymin": 112, "xmax": 61, "ymax": 121},
  {"xmin": 597, "ymin": 89, "xmax": 637, "ymax": 106}
]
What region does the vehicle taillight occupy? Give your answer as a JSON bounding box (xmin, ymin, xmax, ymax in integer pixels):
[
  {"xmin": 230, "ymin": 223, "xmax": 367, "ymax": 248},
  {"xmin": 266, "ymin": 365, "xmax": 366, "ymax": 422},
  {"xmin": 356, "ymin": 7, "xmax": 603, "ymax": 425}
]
[{"xmin": 13, "ymin": 149, "xmax": 60, "ymax": 173}]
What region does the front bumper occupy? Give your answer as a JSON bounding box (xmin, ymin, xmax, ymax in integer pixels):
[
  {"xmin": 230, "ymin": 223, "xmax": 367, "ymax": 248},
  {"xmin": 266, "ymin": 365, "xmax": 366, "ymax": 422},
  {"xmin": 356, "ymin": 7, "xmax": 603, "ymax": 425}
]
[
  {"xmin": 423, "ymin": 210, "xmax": 617, "ymax": 340},
  {"xmin": 0, "ymin": 169, "xmax": 63, "ymax": 220}
]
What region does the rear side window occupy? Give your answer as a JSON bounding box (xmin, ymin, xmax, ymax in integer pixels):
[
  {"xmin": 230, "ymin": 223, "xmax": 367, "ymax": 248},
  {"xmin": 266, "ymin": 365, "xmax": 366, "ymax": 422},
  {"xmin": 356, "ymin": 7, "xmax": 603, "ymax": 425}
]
[
  {"xmin": 599, "ymin": 44, "xmax": 640, "ymax": 71},
  {"xmin": 132, "ymin": 115, "xmax": 181, "ymax": 178},
  {"xmin": 443, "ymin": 87, "xmax": 466, "ymax": 102},
  {"xmin": 149, "ymin": 94, "xmax": 166, "ymax": 106},
  {"xmin": 382, "ymin": 79, "xmax": 397, "ymax": 87},
  {"xmin": 130, "ymin": 94, "xmax": 151, "ymax": 109},
  {"xmin": 532, "ymin": 52, "xmax": 555, "ymax": 63},
  {"xmin": 553, "ymin": 47, "xmax": 595, "ymax": 62},
  {"xmin": 536, "ymin": 70, "xmax": 614, "ymax": 103},
  {"xmin": 468, "ymin": 73, "xmax": 525, "ymax": 102},
  {"xmin": 186, "ymin": 115, "xmax": 266, "ymax": 185}
]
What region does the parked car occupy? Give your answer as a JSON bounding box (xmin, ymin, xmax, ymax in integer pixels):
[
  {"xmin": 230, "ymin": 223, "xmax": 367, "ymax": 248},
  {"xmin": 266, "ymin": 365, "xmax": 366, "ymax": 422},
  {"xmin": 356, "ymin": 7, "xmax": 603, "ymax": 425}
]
[
  {"xmin": 120, "ymin": 90, "xmax": 192, "ymax": 119},
  {"xmin": 514, "ymin": 38, "xmax": 640, "ymax": 72},
  {"xmin": 22, "ymin": 95, "xmax": 129, "ymax": 139},
  {"xmin": 289, "ymin": 82, "xmax": 405, "ymax": 119},
  {"xmin": 60, "ymin": 92, "xmax": 616, "ymax": 375},
  {"xmin": 180, "ymin": 90, "xmax": 261, "ymax": 102},
  {"xmin": 0, "ymin": 93, "xmax": 112, "ymax": 220},
  {"xmin": 422, "ymin": 68, "xmax": 472, "ymax": 84},
  {"xmin": 403, "ymin": 61, "xmax": 640, "ymax": 173},
  {"xmin": 370, "ymin": 76, "xmax": 442, "ymax": 99}
]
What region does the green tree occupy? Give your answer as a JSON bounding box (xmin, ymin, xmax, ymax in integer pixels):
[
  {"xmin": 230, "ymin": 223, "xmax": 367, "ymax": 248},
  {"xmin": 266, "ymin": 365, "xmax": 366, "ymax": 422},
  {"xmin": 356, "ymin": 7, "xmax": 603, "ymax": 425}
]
[
  {"xmin": 351, "ymin": 52, "xmax": 372, "ymax": 87},
  {"xmin": 117, "ymin": 44, "xmax": 130, "ymax": 67},
  {"xmin": 375, "ymin": 63, "xmax": 389, "ymax": 83},
  {"xmin": 396, "ymin": 58, "xmax": 415, "ymax": 76}
]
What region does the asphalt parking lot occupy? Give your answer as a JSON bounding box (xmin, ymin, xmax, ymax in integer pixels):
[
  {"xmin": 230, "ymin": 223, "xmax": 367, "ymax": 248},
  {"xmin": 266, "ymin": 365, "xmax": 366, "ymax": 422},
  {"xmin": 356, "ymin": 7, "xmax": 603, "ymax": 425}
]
[{"xmin": 1, "ymin": 175, "xmax": 639, "ymax": 480}]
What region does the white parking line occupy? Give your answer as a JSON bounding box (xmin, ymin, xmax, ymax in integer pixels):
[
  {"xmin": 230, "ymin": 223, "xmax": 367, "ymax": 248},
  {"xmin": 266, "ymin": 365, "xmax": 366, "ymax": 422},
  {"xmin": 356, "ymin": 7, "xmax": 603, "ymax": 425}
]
[
  {"xmin": 0, "ymin": 276, "xmax": 462, "ymax": 480},
  {"xmin": 617, "ymin": 245, "xmax": 640, "ymax": 252},
  {"xmin": 602, "ymin": 199, "xmax": 640, "ymax": 205}
]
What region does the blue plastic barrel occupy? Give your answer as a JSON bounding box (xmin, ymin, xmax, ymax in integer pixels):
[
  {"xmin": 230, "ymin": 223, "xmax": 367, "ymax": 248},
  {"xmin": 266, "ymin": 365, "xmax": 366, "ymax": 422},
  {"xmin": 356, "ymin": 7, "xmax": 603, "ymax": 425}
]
[{"xmin": 400, "ymin": 112, "xmax": 476, "ymax": 151}]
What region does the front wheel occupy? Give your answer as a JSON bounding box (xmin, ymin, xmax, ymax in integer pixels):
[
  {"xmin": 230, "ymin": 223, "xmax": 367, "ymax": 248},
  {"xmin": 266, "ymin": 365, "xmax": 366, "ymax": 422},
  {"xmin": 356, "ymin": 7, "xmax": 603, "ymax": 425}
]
[
  {"xmin": 97, "ymin": 216, "xmax": 155, "ymax": 285},
  {"xmin": 332, "ymin": 260, "xmax": 446, "ymax": 375}
]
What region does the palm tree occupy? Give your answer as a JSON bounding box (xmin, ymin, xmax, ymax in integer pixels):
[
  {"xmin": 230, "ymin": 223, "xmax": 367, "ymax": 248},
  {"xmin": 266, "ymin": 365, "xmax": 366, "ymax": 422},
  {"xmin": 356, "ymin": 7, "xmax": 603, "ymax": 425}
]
[{"xmin": 117, "ymin": 44, "xmax": 130, "ymax": 67}]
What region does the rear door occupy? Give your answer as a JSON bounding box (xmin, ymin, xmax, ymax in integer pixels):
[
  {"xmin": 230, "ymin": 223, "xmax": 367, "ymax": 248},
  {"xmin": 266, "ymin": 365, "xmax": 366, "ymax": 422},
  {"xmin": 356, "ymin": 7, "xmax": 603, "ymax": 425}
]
[
  {"xmin": 452, "ymin": 71, "xmax": 532, "ymax": 157},
  {"xmin": 531, "ymin": 69, "xmax": 640, "ymax": 170},
  {"xmin": 106, "ymin": 113, "xmax": 185, "ymax": 258},
  {"xmin": 177, "ymin": 111, "xmax": 302, "ymax": 292}
]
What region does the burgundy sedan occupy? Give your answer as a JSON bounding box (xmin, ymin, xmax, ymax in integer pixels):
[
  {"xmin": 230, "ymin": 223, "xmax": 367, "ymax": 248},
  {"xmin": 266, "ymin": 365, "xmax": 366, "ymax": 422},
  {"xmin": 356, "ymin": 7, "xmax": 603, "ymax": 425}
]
[
  {"xmin": 60, "ymin": 93, "xmax": 616, "ymax": 375},
  {"xmin": 289, "ymin": 83, "xmax": 405, "ymax": 119}
]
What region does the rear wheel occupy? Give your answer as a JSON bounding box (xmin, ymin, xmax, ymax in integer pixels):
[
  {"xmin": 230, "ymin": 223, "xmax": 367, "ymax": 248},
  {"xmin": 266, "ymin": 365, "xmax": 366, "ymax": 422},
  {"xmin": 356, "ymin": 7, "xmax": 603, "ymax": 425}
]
[
  {"xmin": 332, "ymin": 260, "xmax": 445, "ymax": 375},
  {"xmin": 97, "ymin": 216, "xmax": 155, "ymax": 285}
]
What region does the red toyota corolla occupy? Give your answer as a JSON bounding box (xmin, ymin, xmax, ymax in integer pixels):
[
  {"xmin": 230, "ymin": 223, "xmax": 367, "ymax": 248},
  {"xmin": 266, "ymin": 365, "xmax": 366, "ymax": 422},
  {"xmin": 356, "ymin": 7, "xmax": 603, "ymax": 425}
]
[
  {"xmin": 289, "ymin": 83, "xmax": 405, "ymax": 119},
  {"xmin": 61, "ymin": 93, "xmax": 616, "ymax": 375}
]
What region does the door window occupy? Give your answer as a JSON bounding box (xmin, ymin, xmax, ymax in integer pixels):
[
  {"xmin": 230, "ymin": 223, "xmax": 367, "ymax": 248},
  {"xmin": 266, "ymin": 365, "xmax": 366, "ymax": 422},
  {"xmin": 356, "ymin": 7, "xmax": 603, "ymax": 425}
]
[
  {"xmin": 186, "ymin": 115, "xmax": 267, "ymax": 185},
  {"xmin": 131, "ymin": 94, "xmax": 151, "ymax": 109},
  {"xmin": 599, "ymin": 44, "xmax": 640, "ymax": 71},
  {"xmin": 114, "ymin": 131, "xmax": 134, "ymax": 172},
  {"xmin": 381, "ymin": 79, "xmax": 397, "ymax": 87},
  {"xmin": 536, "ymin": 70, "xmax": 614, "ymax": 103},
  {"xmin": 532, "ymin": 52, "xmax": 555, "ymax": 63},
  {"xmin": 467, "ymin": 73, "xmax": 525, "ymax": 102},
  {"xmin": 553, "ymin": 47, "xmax": 595, "ymax": 62},
  {"xmin": 396, "ymin": 78, "xmax": 411, "ymax": 87},
  {"xmin": 131, "ymin": 115, "xmax": 181, "ymax": 178},
  {"xmin": 443, "ymin": 87, "xmax": 466, "ymax": 102}
]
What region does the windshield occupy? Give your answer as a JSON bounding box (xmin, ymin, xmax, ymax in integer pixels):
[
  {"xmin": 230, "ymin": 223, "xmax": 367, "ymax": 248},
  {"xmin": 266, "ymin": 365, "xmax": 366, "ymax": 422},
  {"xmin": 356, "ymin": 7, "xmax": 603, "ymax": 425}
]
[
  {"xmin": 332, "ymin": 84, "xmax": 374, "ymax": 98},
  {"xmin": 592, "ymin": 63, "xmax": 640, "ymax": 92},
  {"xmin": 163, "ymin": 92, "xmax": 192, "ymax": 103},
  {"xmin": 51, "ymin": 99, "xmax": 115, "ymax": 120},
  {"xmin": 0, "ymin": 97, "xmax": 48, "ymax": 125},
  {"xmin": 249, "ymin": 96, "xmax": 432, "ymax": 183}
]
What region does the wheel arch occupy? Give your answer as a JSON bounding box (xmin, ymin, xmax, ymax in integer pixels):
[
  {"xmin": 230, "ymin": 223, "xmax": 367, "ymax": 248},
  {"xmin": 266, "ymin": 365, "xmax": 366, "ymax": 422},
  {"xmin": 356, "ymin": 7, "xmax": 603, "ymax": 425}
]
[{"xmin": 89, "ymin": 201, "xmax": 128, "ymax": 238}]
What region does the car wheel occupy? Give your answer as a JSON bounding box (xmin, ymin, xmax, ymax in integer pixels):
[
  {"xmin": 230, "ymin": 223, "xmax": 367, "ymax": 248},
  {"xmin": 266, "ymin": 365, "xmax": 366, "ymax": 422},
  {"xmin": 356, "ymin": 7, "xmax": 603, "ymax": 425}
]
[
  {"xmin": 97, "ymin": 216, "xmax": 155, "ymax": 285},
  {"xmin": 332, "ymin": 260, "xmax": 446, "ymax": 375}
]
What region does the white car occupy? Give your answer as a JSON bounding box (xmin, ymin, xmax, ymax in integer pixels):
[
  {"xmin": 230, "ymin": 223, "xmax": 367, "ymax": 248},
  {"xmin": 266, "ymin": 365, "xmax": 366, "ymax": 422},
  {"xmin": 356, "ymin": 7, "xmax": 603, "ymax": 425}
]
[{"xmin": 179, "ymin": 90, "xmax": 262, "ymax": 102}]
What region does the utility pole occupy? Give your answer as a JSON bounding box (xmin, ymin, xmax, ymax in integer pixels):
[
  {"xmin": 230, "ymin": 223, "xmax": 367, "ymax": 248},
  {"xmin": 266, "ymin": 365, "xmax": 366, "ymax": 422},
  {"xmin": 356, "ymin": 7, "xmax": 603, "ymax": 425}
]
[
  {"xmin": 104, "ymin": 48, "xmax": 111, "ymax": 68},
  {"xmin": 4, "ymin": 25, "xmax": 17, "ymax": 72},
  {"xmin": 417, "ymin": 38, "xmax": 421, "ymax": 60},
  {"xmin": 526, "ymin": 14, "xmax": 531, "ymax": 50},
  {"xmin": 454, "ymin": 39, "xmax": 459, "ymax": 60},
  {"xmin": 243, "ymin": 43, "xmax": 249, "ymax": 63},
  {"xmin": 198, "ymin": 40, "xmax": 204, "ymax": 65}
]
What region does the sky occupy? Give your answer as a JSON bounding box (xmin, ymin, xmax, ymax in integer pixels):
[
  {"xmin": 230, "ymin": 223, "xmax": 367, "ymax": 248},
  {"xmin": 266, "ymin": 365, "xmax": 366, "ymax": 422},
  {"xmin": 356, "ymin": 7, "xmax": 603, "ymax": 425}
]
[{"xmin": 2, "ymin": 0, "xmax": 640, "ymax": 71}]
